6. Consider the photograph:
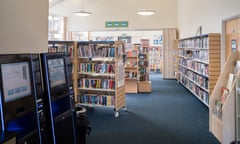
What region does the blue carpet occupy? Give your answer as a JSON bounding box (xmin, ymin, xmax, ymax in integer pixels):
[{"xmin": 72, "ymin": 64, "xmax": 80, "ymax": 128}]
[{"xmin": 85, "ymin": 74, "xmax": 220, "ymax": 144}]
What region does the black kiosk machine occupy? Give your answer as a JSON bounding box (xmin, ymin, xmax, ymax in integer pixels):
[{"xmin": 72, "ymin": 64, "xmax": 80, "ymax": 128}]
[
  {"xmin": 40, "ymin": 53, "xmax": 77, "ymax": 144},
  {"xmin": 0, "ymin": 54, "xmax": 41, "ymax": 144}
]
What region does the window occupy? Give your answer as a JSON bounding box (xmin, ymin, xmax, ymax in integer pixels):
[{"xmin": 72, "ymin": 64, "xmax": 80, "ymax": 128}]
[{"xmin": 48, "ymin": 15, "xmax": 66, "ymax": 40}]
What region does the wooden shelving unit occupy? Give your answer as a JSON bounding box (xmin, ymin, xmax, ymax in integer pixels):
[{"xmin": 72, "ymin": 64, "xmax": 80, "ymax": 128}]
[
  {"xmin": 177, "ymin": 33, "xmax": 221, "ymax": 106},
  {"xmin": 236, "ymin": 73, "xmax": 240, "ymax": 143},
  {"xmin": 124, "ymin": 44, "xmax": 138, "ymax": 93},
  {"xmin": 173, "ymin": 39, "xmax": 179, "ymax": 80},
  {"xmin": 137, "ymin": 40, "xmax": 151, "ymax": 93},
  {"xmin": 75, "ymin": 41, "xmax": 126, "ymax": 117},
  {"xmin": 149, "ymin": 46, "xmax": 162, "ymax": 73},
  {"xmin": 209, "ymin": 51, "xmax": 239, "ymax": 144}
]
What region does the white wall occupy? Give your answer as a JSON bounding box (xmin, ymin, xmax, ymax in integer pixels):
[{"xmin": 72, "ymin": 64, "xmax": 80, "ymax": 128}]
[
  {"xmin": 50, "ymin": 0, "xmax": 177, "ymax": 31},
  {"xmin": 0, "ymin": 0, "xmax": 49, "ymax": 53},
  {"xmin": 177, "ymin": 0, "xmax": 240, "ymax": 38}
]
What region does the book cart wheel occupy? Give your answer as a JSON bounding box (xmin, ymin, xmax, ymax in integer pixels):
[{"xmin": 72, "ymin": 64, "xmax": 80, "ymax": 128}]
[{"xmin": 114, "ymin": 111, "xmax": 119, "ymax": 118}]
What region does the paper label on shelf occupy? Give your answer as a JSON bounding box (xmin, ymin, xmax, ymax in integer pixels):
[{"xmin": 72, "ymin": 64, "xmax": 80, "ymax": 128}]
[{"xmin": 118, "ymin": 59, "xmax": 124, "ymax": 87}]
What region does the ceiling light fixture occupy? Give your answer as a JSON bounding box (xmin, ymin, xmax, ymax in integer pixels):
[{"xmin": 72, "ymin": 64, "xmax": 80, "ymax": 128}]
[
  {"xmin": 137, "ymin": 0, "xmax": 156, "ymax": 16},
  {"xmin": 73, "ymin": 0, "xmax": 92, "ymax": 16},
  {"xmin": 137, "ymin": 9, "xmax": 156, "ymax": 16}
]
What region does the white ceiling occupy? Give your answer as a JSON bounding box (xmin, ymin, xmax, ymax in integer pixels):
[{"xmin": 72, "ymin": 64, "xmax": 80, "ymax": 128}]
[
  {"xmin": 49, "ymin": 0, "xmax": 178, "ymax": 31},
  {"xmin": 49, "ymin": 0, "xmax": 156, "ymax": 17}
]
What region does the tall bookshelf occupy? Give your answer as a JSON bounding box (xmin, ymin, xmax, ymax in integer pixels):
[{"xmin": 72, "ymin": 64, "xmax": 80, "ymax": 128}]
[
  {"xmin": 124, "ymin": 44, "xmax": 138, "ymax": 93},
  {"xmin": 173, "ymin": 39, "xmax": 179, "ymax": 80},
  {"xmin": 209, "ymin": 51, "xmax": 239, "ymax": 144},
  {"xmin": 137, "ymin": 41, "xmax": 151, "ymax": 93},
  {"xmin": 76, "ymin": 41, "xmax": 126, "ymax": 117},
  {"xmin": 149, "ymin": 46, "xmax": 161, "ymax": 73},
  {"xmin": 177, "ymin": 33, "xmax": 221, "ymax": 106}
]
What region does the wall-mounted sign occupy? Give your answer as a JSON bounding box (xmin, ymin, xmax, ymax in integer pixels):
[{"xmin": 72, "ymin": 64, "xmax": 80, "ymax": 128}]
[{"xmin": 105, "ymin": 21, "xmax": 128, "ymax": 28}]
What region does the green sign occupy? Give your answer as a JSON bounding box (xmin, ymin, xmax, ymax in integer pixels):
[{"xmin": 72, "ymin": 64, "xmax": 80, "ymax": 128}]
[{"xmin": 105, "ymin": 21, "xmax": 128, "ymax": 28}]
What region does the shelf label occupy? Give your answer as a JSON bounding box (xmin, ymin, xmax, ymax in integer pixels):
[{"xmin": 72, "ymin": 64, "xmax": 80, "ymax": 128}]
[{"xmin": 105, "ymin": 21, "xmax": 128, "ymax": 28}]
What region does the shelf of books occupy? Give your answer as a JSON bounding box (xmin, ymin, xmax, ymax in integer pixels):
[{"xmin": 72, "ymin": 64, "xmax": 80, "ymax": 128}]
[
  {"xmin": 137, "ymin": 40, "xmax": 151, "ymax": 93},
  {"xmin": 76, "ymin": 41, "xmax": 126, "ymax": 117},
  {"xmin": 124, "ymin": 44, "xmax": 138, "ymax": 93},
  {"xmin": 209, "ymin": 51, "xmax": 239, "ymax": 144},
  {"xmin": 149, "ymin": 46, "xmax": 162, "ymax": 73},
  {"xmin": 177, "ymin": 33, "xmax": 221, "ymax": 106}
]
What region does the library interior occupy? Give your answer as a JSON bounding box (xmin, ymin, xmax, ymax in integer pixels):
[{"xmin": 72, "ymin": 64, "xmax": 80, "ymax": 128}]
[{"xmin": 0, "ymin": 0, "xmax": 240, "ymax": 144}]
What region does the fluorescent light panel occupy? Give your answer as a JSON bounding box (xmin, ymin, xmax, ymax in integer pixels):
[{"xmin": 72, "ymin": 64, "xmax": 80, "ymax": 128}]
[
  {"xmin": 74, "ymin": 11, "xmax": 92, "ymax": 16},
  {"xmin": 137, "ymin": 9, "xmax": 156, "ymax": 16}
]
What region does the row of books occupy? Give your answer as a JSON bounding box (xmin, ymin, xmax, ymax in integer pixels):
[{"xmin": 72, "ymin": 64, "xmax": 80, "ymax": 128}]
[
  {"xmin": 179, "ymin": 75, "xmax": 209, "ymax": 104},
  {"xmin": 48, "ymin": 46, "xmax": 74, "ymax": 57},
  {"xmin": 179, "ymin": 58, "xmax": 209, "ymax": 77},
  {"xmin": 178, "ymin": 37, "xmax": 209, "ymax": 48},
  {"xmin": 138, "ymin": 47, "xmax": 149, "ymax": 53},
  {"xmin": 79, "ymin": 95, "xmax": 115, "ymax": 106},
  {"xmin": 125, "ymin": 60, "xmax": 137, "ymax": 68},
  {"xmin": 125, "ymin": 71, "xmax": 137, "ymax": 79},
  {"xmin": 78, "ymin": 44, "xmax": 115, "ymax": 57},
  {"xmin": 78, "ymin": 63, "xmax": 115, "ymax": 74},
  {"xmin": 138, "ymin": 61, "xmax": 148, "ymax": 67},
  {"xmin": 178, "ymin": 50, "xmax": 209, "ymax": 63},
  {"xmin": 179, "ymin": 66, "xmax": 209, "ymax": 90},
  {"xmin": 138, "ymin": 73, "xmax": 149, "ymax": 81},
  {"xmin": 78, "ymin": 78, "xmax": 115, "ymax": 89}
]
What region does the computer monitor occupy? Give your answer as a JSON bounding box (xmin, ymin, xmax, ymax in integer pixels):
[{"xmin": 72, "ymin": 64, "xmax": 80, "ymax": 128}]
[
  {"xmin": 47, "ymin": 58, "xmax": 66, "ymax": 88},
  {"xmin": 1, "ymin": 62, "xmax": 32, "ymax": 103}
]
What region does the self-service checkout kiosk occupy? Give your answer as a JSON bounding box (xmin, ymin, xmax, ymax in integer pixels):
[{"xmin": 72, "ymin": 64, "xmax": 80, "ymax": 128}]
[
  {"xmin": 40, "ymin": 53, "xmax": 77, "ymax": 144},
  {"xmin": 0, "ymin": 54, "xmax": 41, "ymax": 144},
  {"xmin": 0, "ymin": 53, "xmax": 77, "ymax": 144}
]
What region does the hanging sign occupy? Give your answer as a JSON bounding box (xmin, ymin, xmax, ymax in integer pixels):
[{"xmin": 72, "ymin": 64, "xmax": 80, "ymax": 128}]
[{"xmin": 105, "ymin": 21, "xmax": 128, "ymax": 28}]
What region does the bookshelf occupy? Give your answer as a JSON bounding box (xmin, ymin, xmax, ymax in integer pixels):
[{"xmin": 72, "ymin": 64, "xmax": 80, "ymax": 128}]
[
  {"xmin": 209, "ymin": 51, "xmax": 239, "ymax": 144},
  {"xmin": 149, "ymin": 46, "xmax": 161, "ymax": 73},
  {"xmin": 124, "ymin": 44, "xmax": 138, "ymax": 93},
  {"xmin": 236, "ymin": 74, "xmax": 240, "ymax": 143},
  {"xmin": 137, "ymin": 41, "xmax": 151, "ymax": 93},
  {"xmin": 177, "ymin": 33, "xmax": 221, "ymax": 106},
  {"xmin": 173, "ymin": 39, "xmax": 179, "ymax": 80},
  {"xmin": 76, "ymin": 41, "xmax": 126, "ymax": 117}
]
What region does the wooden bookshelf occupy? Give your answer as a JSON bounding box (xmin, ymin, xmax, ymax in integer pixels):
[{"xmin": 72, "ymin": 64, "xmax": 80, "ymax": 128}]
[
  {"xmin": 209, "ymin": 51, "xmax": 239, "ymax": 144},
  {"xmin": 177, "ymin": 33, "xmax": 221, "ymax": 106},
  {"xmin": 137, "ymin": 41, "xmax": 151, "ymax": 93},
  {"xmin": 76, "ymin": 41, "xmax": 126, "ymax": 117},
  {"xmin": 124, "ymin": 44, "xmax": 138, "ymax": 93},
  {"xmin": 173, "ymin": 39, "xmax": 179, "ymax": 80},
  {"xmin": 149, "ymin": 46, "xmax": 162, "ymax": 73}
]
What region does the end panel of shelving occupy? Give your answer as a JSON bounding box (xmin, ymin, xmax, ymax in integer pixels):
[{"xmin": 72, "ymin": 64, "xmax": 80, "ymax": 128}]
[
  {"xmin": 115, "ymin": 85, "xmax": 126, "ymax": 111},
  {"xmin": 209, "ymin": 51, "xmax": 239, "ymax": 143},
  {"xmin": 222, "ymin": 84, "xmax": 236, "ymax": 144},
  {"xmin": 125, "ymin": 79, "xmax": 138, "ymax": 93}
]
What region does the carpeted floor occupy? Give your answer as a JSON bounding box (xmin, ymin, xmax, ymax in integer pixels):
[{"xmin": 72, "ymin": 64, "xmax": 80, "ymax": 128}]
[{"xmin": 85, "ymin": 73, "xmax": 220, "ymax": 144}]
